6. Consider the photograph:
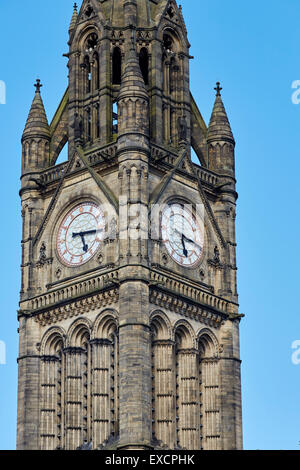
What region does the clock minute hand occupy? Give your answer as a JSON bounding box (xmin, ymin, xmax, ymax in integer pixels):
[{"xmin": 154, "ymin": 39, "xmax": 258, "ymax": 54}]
[
  {"xmin": 172, "ymin": 228, "xmax": 188, "ymax": 257},
  {"xmin": 182, "ymin": 233, "xmax": 202, "ymax": 252}
]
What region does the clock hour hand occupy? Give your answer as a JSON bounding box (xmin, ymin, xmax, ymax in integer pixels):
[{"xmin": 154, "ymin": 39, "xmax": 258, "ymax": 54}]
[
  {"xmin": 182, "ymin": 233, "xmax": 202, "ymax": 252},
  {"xmin": 72, "ymin": 229, "xmax": 104, "ymax": 253},
  {"xmin": 172, "ymin": 228, "xmax": 188, "ymax": 257},
  {"xmin": 72, "ymin": 232, "xmax": 88, "ymax": 253},
  {"xmin": 181, "ymin": 234, "xmax": 188, "ymax": 258},
  {"xmin": 173, "ymin": 229, "xmax": 202, "ymax": 254}
]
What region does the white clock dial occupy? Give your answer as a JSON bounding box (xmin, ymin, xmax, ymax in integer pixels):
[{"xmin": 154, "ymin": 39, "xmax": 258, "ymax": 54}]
[
  {"xmin": 57, "ymin": 202, "xmax": 105, "ymax": 267},
  {"xmin": 161, "ymin": 203, "xmax": 204, "ymax": 267}
]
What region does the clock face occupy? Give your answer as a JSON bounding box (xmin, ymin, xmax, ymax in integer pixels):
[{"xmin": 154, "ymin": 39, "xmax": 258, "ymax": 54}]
[
  {"xmin": 57, "ymin": 202, "xmax": 105, "ymax": 267},
  {"xmin": 161, "ymin": 203, "xmax": 204, "ymax": 267}
]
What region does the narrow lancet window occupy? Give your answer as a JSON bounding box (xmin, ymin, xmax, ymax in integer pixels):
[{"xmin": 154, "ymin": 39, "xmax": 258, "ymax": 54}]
[
  {"xmin": 139, "ymin": 48, "xmax": 149, "ymax": 85},
  {"xmin": 112, "ymin": 47, "xmax": 122, "ymax": 85}
]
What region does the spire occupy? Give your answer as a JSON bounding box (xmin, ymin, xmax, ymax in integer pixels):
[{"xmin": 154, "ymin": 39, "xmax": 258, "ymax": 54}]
[
  {"xmin": 69, "ymin": 3, "xmax": 78, "ymax": 33},
  {"xmin": 117, "ymin": 28, "xmax": 149, "ymax": 147},
  {"xmin": 22, "ymin": 79, "xmax": 50, "ymax": 141},
  {"xmin": 123, "ymin": 0, "xmax": 138, "ymax": 27},
  {"xmin": 207, "ymin": 82, "xmax": 235, "ymax": 145},
  {"xmin": 118, "ymin": 28, "xmax": 147, "ymax": 97}
]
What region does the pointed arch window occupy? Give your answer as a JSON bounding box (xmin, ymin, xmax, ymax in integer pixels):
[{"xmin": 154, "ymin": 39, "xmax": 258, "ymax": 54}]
[
  {"xmin": 112, "ymin": 101, "xmax": 118, "ymax": 136},
  {"xmin": 83, "ymin": 55, "xmax": 91, "ymax": 94},
  {"xmin": 198, "ymin": 334, "xmax": 221, "ymax": 450},
  {"xmin": 92, "ymin": 52, "xmax": 100, "ymax": 91},
  {"xmin": 139, "ymin": 48, "xmax": 149, "ymax": 85},
  {"xmin": 112, "ymin": 47, "xmax": 122, "ymax": 85},
  {"xmin": 40, "ymin": 332, "xmax": 64, "ymax": 451},
  {"xmin": 91, "ymin": 314, "xmax": 119, "ymax": 448},
  {"xmin": 86, "ymin": 108, "xmax": 92, "ymax": 142}
]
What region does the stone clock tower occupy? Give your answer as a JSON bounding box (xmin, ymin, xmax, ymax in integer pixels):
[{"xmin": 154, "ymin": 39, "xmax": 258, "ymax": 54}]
[{"xmin": 17, "ymin": 0, "xmax": 243, "ymax": 451}]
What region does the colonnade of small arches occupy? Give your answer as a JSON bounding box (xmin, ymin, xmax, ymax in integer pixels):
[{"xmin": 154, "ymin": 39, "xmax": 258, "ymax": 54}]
[
  {"xmin": 39, "ymin": 310, "xmax": 118, "ymax": 451},
  {"xmin": 39, "ymin": 309, "xmax": 221, "ymax": 450},
  {"xmin": 150, "ymin": 311, "xmax": 221, "ymax": 450}
]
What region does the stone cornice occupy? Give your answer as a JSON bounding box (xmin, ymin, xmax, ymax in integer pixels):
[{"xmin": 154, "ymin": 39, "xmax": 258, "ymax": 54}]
[
  {"xmin": 149, "ymin": 270, "xmax": 237, "ymax": 315},
  {"xmin": 150, "ymin": 287, "xmax": 228, "ymax": 329},
  {"xmin": 20, "ymin": 287, "xmax": 119, "ymax": 327}
]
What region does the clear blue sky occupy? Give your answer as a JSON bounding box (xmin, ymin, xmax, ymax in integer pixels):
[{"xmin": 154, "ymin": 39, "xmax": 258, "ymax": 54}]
[{"xmin": 0, "ymin": 0, "xmax": 299, "ymax": 450}]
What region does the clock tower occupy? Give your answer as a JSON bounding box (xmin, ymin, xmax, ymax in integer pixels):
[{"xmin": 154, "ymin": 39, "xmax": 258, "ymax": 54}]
[{"xmin": 17, "ymin": 0, "xmax": 243, "ymax": 450}]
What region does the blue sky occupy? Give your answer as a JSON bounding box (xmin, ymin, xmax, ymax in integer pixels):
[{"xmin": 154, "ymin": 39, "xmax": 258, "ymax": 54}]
[{"xmin": 0, "ymin": 0, "xmax": 299, "ymax": 450}]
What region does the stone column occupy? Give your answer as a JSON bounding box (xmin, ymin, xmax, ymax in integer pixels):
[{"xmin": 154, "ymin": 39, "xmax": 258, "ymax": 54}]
[
  {"xmin": 219, "ymin": 319, "xmax": 243, "ymax": 450},
  {"xmin": 17, "ymin": 316, "xmax": 41, "ymax": 450}
]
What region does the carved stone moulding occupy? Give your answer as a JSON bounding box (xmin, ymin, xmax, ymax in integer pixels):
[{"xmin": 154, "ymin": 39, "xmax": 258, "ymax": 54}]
[
  {"xmin": 32, "ymin": 288, "xmax": 119, "ymax": 327},
  {"xmin": 149, "ymin": 288, "xmax": 227, "ymax": 329}
]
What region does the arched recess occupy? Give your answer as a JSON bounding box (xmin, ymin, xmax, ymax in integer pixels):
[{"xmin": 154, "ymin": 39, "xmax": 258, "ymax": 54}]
[
  {"xmin": 112, "ymin": 47, "xmax": 122, "ymax": 85},
  {"xmin": 161, "ymin": 29, "xmax": 183, "ymax": 146},
  {"xmin": 92, "ymin": 52, "xmax": 100, "ymax": 91},
  {"xmin": 174, "ymin": 321, "xmax": 200, "ymax": 450},
  {"xmin": 150, "ymin": 311, "xmax": 174, "ymax": 448},
  {"xmin": 139, "ymin": 47, "xmax": 149, "ymax": 85},
  {"xmin": 40, "ymin": 328, "xmax": 65, "ymax": 451},
  {"xmin": 83, "ymin": 55, "xmax": 91, "ymax": 94},
  {"xmin": 197, "ymin": 329, "xmax": 221, "ymax": 450},
  {"xmin": 64, "ymin": 319, "xmax": 91, "ymax": 450},
  {"xmin": 91, "ymin": 310, "xmax": 119, "ymax": 448}
]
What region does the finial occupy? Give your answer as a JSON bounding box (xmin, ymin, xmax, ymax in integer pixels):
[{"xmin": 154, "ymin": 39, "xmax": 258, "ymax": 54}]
[
  {"xmin": 214, "ymin": 82, "xmax": 222, "ymax": 97},
  {"xmin": 73, "ymin": 3, "xmax": 77, "ymax": 11},
  {"xmin": 34, "ymin": 79, "xmax": 43, "ymax": 93}
]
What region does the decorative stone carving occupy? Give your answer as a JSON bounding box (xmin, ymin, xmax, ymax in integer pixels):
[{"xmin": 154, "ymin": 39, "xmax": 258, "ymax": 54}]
[
  {"xmin": 178, "ymin": 115, "xmax": 187, "ymax": 141},
  {"xmin": 36, "ymin": 242, "xmax": 53, "ymax": 268},
  {"xmin": 72, "ymin": 113, "xmax": 83, "ymax": 143},
  {"xmin": 208, "ymin": 246, "xmax": 224, "ymax": 269},
  {"xmin": 55, "ymin": 267, "xmax": 62, "ymax": 280}
]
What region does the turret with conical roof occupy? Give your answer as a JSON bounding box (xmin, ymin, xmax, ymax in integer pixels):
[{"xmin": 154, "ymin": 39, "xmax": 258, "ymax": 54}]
[
  {"xmin": 207, "ymin": 82, "xmax": 235, "ymax": 176},
  {"xmin": 117, "ymin": 29, "xmax": 149, "ymax": 152},
  {"xmin": 69, "ymin": 3, "xmax": 78, "ymax": 35},
  {"xmin": 21, "ymin": 79, "xmax": 50, "ymax": 175}
]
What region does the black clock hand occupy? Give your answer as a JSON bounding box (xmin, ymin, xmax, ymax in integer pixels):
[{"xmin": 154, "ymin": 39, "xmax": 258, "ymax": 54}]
[
  {"xmin": 181, "ymin": 234, "xmax": 188, "ymax": 258},
  {"xmin": 172, "ymin": 228, "xmax": 188, "ymax": 257},
  {"xmin": 72, "ymin": 228, "xmax": 104, "ymax": 253},
  {"xmin": 182, "ymin": 233, "xmax": 202, "ymax": 252},
  {"xmin": 173, "ymin": 228, "xmax": 202, "ymax": 253}
]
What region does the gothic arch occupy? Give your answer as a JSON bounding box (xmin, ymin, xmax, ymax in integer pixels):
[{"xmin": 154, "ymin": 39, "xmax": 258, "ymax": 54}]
[
  {"xmin": 197, "ymin": 328, "xmax": 220, "ymax": 358},
  {"xmin": 90, "ymin": 309, "xmax": 119, "ymax": 446},
  {"xmin": 173, "ymin": 320, "xmax": 199, "ymax": 449},
  {"xmin": 197, "ymin": 328, "xmax": 221, "ymax": 450},
  {"xmin": 92, "ymin": 309, "xmax": 118, "ymax": 339},
  {"xmin": 39, "ymin": 326, "xmax": 65, "ymax": 450},
  {"xmin": 160, "ymin": 27, "xmax": 183, "ymax": 52},
  {"xmin": 174, "ymin": 319, "xmax": 196, "ymax": 349},
  {"xmin": 67, "ymin": 317, "xmax": 92, "ymax": 348},
  {"xmin": 73, "ymin": 24, "xmax": 101, "ymax": 52},
  {"xmin": 150, "ymin": 310, "xmax": 172, "ymax": 340},
  {"xmin": 40, "ymin": 326, "xmax": 65, "ymax": 356}
]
